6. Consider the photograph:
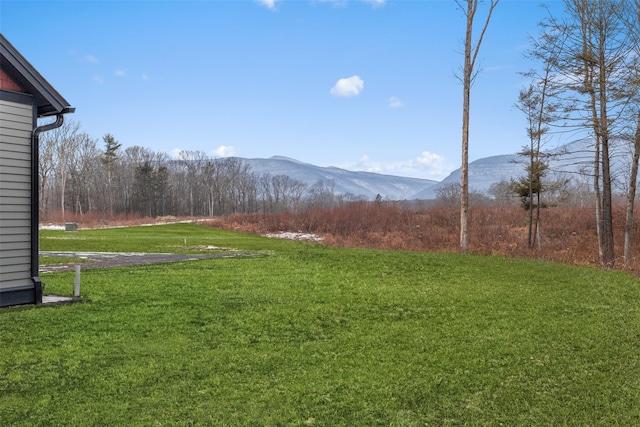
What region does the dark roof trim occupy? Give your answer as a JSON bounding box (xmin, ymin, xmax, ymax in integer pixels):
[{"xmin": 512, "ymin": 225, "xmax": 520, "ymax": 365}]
[
  {"xmin": 0, "ymin": 88, "xmax": 33, "ymax": 105},
  {"xmin": 0, "ymin": 33, "xmax": 72, "ymax": 117}
]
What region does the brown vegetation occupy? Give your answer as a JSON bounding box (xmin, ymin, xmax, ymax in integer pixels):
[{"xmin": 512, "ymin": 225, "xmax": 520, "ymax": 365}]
[
  {"xmin": 203, "ymin": 202, "xmax": 640, "ymax": 275},
  {"xmin": 43, "ymin": 203, "xmax": 640, "ymax": 275}
]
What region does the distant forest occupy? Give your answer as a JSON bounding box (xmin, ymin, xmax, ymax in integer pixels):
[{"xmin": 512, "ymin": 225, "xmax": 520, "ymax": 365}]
[{"xmin": 38, "ymin": 121, "xmax": 371, "ymax": 220}]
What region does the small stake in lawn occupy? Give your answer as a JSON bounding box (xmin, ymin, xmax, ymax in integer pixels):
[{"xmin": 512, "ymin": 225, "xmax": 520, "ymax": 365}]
[{"xmin": 74, "ymin": 265, "xmax": 81, "ymax": 297}]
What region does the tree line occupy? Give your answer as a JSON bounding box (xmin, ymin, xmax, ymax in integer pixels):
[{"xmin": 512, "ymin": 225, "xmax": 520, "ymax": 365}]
[
  {"xmin": 519, "ymin": 0, "xmax": 640, "ymax": 267},
  {"xmin": 38, "ymin": 121, "xmax": 364, "ymax": 221},
  {"xmin": 459, "ymin": 0, "xmax": 640, "ymax": 267}
]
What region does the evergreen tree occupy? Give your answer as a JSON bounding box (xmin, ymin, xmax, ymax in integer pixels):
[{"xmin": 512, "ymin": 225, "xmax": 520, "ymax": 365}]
[{"xmin": 101, "ymin": 134, "xmax": 122, "ymax": 217}]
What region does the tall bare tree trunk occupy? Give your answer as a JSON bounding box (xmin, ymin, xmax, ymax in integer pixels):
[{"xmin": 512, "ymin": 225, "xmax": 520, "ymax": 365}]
[
  {"xmin": 598, "ymin": 41, "xmax": 615, "ymax": 267},
  {"xmin": 594, "ymin": 138, "xmax": 604, "ymax": 263},
  {"xmin": 528, "ymin": 154, "xmax": 534, "ymax": 248},
  {"xmin": 460, "ymin": 16, "xmax": 471, "ymax": 253},
  {"xmin": 624, "ymin": 112, "xmax": 640, "ymax": 265},
  {"xmin": 457, "ymin": 0, "xmax": 499, "ymax": 254}
]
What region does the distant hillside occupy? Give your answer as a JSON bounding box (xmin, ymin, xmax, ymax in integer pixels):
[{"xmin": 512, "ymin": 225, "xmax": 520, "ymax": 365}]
[
  {"xmin": 410, "ymin": 154, "xmax": 522, "ymax": 200},
  {"xmin": 240, "ymin": 156, "xmax": 438, "ymax": 201},
  {"xmin": 410, "ymin": 137, "xmax": 619, "ymax": 200},
  {"xmin": 238, "ymin": 137, "xmax": 630, "ymax": 201}
]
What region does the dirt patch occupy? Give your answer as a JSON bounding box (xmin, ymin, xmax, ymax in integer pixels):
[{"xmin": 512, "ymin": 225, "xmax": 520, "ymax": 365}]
[{"xmin": 40, "ymin": 251, "xmax": 249, "ymax": 273}]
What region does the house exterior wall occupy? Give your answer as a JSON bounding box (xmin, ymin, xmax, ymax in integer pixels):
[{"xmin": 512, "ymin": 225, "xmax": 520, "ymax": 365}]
[{"xmin": 0, "ymin": 90, "xmax": 37, "ymax": 307}]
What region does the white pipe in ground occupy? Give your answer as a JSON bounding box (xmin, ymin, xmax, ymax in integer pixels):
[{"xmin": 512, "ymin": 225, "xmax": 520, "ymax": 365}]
[{"xmin": 74, "ymin": 265, "xmax": 80, "ymax": 297}]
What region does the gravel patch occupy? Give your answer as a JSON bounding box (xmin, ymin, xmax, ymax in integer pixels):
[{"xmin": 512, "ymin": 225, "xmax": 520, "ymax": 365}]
[{"xmin": 40, "ymin": 251, "xmax": 249, "ymax": 273}]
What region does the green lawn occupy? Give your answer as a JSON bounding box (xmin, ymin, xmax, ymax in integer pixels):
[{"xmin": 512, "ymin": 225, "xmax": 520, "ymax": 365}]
[{"xmin": 2, "ymin": 223, "xmax": 640, "ymax": 425}]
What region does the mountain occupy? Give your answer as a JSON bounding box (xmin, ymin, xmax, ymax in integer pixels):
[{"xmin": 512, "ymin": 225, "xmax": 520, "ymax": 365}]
[
  {"xmin": 239, "ymin": 156, "xmax": 438, "ymax": 201},
  {"xmin": 238, "ymin": 137, "xmax": 624, "ymax": 201},
  {"xmin": 410, "ymin": 137, "xmax": 608, "ymax": 200},
  {"xmin": 410, "ymin": 153, "xmax": 522, "ymax": 199}
]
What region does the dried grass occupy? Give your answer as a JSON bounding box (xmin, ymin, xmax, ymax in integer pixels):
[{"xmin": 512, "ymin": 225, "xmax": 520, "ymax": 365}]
[
  {"xmin": 43, "ymin": 203, "xmax": 640, "ymax": 275},
  {"xmin": 206, "ymin": 203, "xmax": 640, "ymax": 275}
]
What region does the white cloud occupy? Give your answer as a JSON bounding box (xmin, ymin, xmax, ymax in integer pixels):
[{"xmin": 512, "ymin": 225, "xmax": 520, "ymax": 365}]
[
  {"xmin": 388, "ymin": 96, "xmax": 403, "ymax": 108},
  {"xmin": 361, "ymin": 0, "xmax": 385, "ymax": 7},
  {"xmin": 83, "ymin": 54, "xmax": 99, "ymax": 64},
  {"xmin": 92, "ymin": 75, "xmax": 104, "ymax": 84},
  {"xmin": 141, "ymin": 73, "xmax": 149, "ymax": 80},
  {"xmin": 414, "ymin": 151, "xmax": 447, "ymax": 169},
  {"xmin": 330, "ymin": 75, "xmax": 364, "ymax": 98},
  {"xmin": 114, "ymin": 69, "xmax": 126, "ymax": 77},
  {"xmin": 211, "ymin": 145, "xmax": 238, "ymax": 158},
  {"xmin": 340, "ymin": 151, "xmax": 454, "ymax": 180},
  {"xmin": 255, "ymin": 0, "xmax": 280, "ymax": 10}
]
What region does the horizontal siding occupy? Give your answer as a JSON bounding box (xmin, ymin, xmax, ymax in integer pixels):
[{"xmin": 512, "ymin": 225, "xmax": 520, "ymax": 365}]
[
  {"xmin": 0, "ymin": 237, "xmax": 30, "ymax": 248},
  {"xmin": 0, "ymin": 248, "xmax": 30, "ymax": 260},
  {"xmin": 0, "ymin": 271, "xmax": 32, "ymax": 291},
  {"xmin": 0, "ymin": 134, "xmax": 32, "ymax": 150},
  {"xmin": 0, "ymin": 179, "xmax": 32, "ymax": 190},
  {"xmin": 0, "ymin": 260, "xmax": 30, "ymax": 277},
  {"xmin": 0, "ymin": 157, "xmax": 30, "ymax": 169},
  {"xmin": 0, "ymin": 180, "xmax": 30, "ymax": 191},
  {"xmin": 0, "ymin": 261, "xmax": 30, "ymax": 274},
  {"xmin": 0, "ymin": 274, "xmax": 32, "ymax": 290},
  {"xmin": 0, "ymin": 212, "xmax": 31, "ymax": 223},
  {"xmin": 0, "ymin": 254, "xmax": 30, "ymax": 271},
  {"xmin": 0, "ymin": 188, "xmax": 31, "ymax": 199},
  {"xmin": 0, "ymin": 103, "xmax": 32, "ymax": 131},
  {"xmin": 0, "ymin": 126, "xmax": 31, "ymax": 139},
  {"xmin": 0, "ymin": 218, "xmax": 30, "ymax": 228},
  {"xmin": 0, "ymin": 240, "xmax": 30, "ymax": 251},
  {"xmin": 0, "ymin": 226, "xmax": 31, "ymax": 240},
  {"xmin": 0, "ymin": 164, "xmax": 31, "ymax": 176},
  {"xmin": 0, "ymin": 99, "xmax": 32, "ymax": 117},
  {"xmin": 0, "ymin": 196, "xmax": 31, "ymax": 208},
  {"xmin": 0, "ymin": 117, "xmax": 32, "ymax": 133},
  {"xmin": 0, "ymin": 203, "xmax": 31, "ymax": 214},
  {"xmin": 0, "ymin": 142, "xmax": 30, "ymax": 158},
  {"xmin": 0, "ymin": 97, "xmax": 33, "ymax": 291}
]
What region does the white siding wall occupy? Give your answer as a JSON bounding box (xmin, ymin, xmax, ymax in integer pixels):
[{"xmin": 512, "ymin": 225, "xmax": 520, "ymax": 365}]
[{"xmin": 0, "ymin": 97, "xmax": 34, "ymax": 292}]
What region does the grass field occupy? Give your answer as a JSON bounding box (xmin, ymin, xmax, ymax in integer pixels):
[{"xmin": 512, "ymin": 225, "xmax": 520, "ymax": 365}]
[{"xmin": 2, "ymin": 223, "xmax": 640, "ymax": 425}]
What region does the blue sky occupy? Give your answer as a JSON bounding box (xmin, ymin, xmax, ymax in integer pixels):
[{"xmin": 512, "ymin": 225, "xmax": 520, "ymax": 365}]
[{"xmin": 1, "ymin": 0, "xmax": 567, "ymax": 180}]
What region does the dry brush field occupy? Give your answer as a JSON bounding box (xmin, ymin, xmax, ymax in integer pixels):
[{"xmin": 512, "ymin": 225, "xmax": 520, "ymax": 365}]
[
  {"xmin": 205, "ymin": 203, "xmax": 640, "ymax": 274},
  {"xmin": 42, "ymin": 202, "xmax": 640, "ymax": 275}
]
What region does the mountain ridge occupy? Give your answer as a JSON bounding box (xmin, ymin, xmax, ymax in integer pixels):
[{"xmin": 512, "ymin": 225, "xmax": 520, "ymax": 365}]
[
  {"xmin": 238, "ymin": 137, "xmax": 612, "ymax": 200},
  {"xmin": 239, "ymin": 156, "xmax": 438, "ymax": 201}
]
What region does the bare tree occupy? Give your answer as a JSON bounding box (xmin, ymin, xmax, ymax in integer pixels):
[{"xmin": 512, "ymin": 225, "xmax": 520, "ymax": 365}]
[
  {"xmin": 39, "ymin": 120, "xmax": 83, "ymax": 221},
  {"xmin": 304, "ymin": 180, "xmax": 337, "ymax": 210},
  {"xmin": 488, "ymin": 180, "xmax": 516, "ymax": 205},
  {"xmin": 455, "ymin": 0, "xmax": 499, "ymax": 253},
  {"xmin": 176, "ymin": 150, "xmax": 208, "ymax": 217},
  {"xmin": 515, "ymin": 58, "xmax": 568, "ymax": 248},
  {"xmin": 541, "ymin": 0, "xmax": 635, "ymax": 267},
  {"xmin": 624, "ymin": 114, "xmax": 640, "ymax": 264},
  {"xmin": 68, "ymin": 133, "xmax": 99, "ymax": 215},
  {"xmin": 436, "ymin": 183, "xmax": 461, "ymax": 207},
  {"xmin": 38, "ymin": 128, "xmax": 56, "ymax": 215},
  {"xmin": 622, "ymin": 0, "xmax": 640, "ymax": 264}
]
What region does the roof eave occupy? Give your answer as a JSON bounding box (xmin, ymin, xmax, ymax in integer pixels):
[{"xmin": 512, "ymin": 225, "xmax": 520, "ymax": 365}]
[{"xmin": 0, "ymin": 33, "xmax": 72, "ymax": 117}]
